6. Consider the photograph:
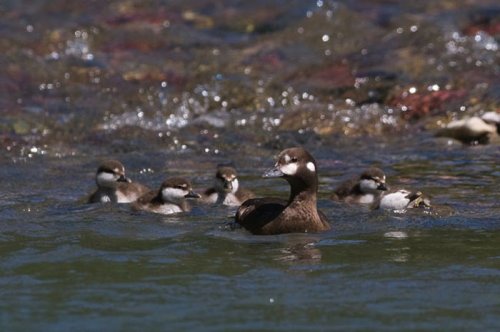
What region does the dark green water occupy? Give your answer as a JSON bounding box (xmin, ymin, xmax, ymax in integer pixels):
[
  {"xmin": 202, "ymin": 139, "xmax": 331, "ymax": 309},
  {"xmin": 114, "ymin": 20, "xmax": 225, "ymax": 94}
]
[{"xmin": 1, "ymin": 0, "xmax": 499, "ymax": 330}]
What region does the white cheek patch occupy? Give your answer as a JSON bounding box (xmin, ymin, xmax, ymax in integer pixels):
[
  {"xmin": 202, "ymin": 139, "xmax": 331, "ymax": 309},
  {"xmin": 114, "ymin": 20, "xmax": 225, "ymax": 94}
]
[
  {"xmin": 97, "ymin": 172, "xmax": 117, "ymax": 187},
  {"xmin": 306, "ymin": 162, "xmax": 315, "ymax": 172},
  {"xmin": 231, "ymin": 178, "xmax": 239, "ymax": 193},
  {"xmin": 284, "ymin": 154, "xmax": 291, "ymax": 163},
  {"xmin": 162, "ymin": 188, "xmax": 186, "ymax": 201},
  {"xmin": 280, "ymin": 162, "xmax": 298, "ymax": 175},
  {"xmin": 360, "ymin": 179, "xmax": 378, "ymax": 191}
]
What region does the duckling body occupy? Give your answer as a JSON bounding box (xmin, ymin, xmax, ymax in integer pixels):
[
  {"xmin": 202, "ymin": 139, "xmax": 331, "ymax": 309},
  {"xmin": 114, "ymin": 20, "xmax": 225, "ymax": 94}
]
[
  {"xmin": 133, "ymin": 178, "xmax": 200, "ymax": 215},
  {"xmin": 88, "ymin": 160, "xmax": 150, "ymax": 204},
  {"xmin": 331, "ymin": 167, "xmax": 387, "ymax": 204},
  {"xmin": 436, "ymin": 112, "xmax": 499, "ymax": 144},
  {"xmin": 375, "ymin": 189, "xmax": 430, "ymax": 210},
  {"xmin": 202, "ymin": 166, "xmax": 254, "ymax": 206}
]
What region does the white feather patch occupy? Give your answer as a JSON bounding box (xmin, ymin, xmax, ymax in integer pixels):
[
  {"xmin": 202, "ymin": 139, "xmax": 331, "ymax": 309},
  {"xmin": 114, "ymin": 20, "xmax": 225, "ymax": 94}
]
[
  {"xmin": 151, "ymin": 203, "xmax": 183, "ymax": 215},
  {"xmin": 379, "ymin": 191, "xmax": 410, "ymax": 210},
  {"xmin": 162, "ymin": 187, "xmax": 186, "ymax": 202},
  {"xmin": 306, "ymin": 162, "xmax": 315, "ymax": 172},
  {"xmin": 280, "ymin": 162, "xmax": 298, "ymax": 175},
  {"xmin": 222, "ymin": 193, "xmax": 241, "ymax": 206},
  {"xmin": 359, "ymin": 179, "xmax": 378, "ymax": 192},
  {"xmin": 231, "ymin": 178, "xmax": 239, "ymax": 193},
  {"xmin": 284, "ymin": 154, "xmax": 291, "ymax": 163},
  {"xmin": 358, "ymin": 194, "xmax": 375, "ymax": 204},
  {"xmin": 116, "ymin": 191, "xmax": 135, "ymax": 203},
  {"xmin": 97, "ymin": 172, "xmax": 117, "ymax": 187}
]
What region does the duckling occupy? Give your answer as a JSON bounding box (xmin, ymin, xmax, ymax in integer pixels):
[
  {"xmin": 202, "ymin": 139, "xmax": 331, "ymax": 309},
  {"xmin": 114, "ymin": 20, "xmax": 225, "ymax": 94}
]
[
  {"xmin": 133, "ymin": 177, "xmax": 200, "ymax": 215},
  {"xmin": 436, "ymin": 112, "xmax": 499, "ymax": 144},
  {"xmin": 375, "ymin": 189, "xmax": 430, "ymax": 210},
  {"xmin": 201, "ymin": 166, "xmax": 254, "ymax": 206},
  {"xmin": 331, "ymin": 167, "xmax": 388, "ymax": 204},
  {"xmin": 88, "ymin": 160, "xmax": 150, "ymax": 203}
]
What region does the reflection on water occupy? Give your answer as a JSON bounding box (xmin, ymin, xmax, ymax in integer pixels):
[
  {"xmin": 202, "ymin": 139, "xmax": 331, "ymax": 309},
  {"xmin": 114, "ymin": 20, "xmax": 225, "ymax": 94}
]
[{"xmin": 274, "ymin": 238, "xmax": 323, "ymax": 264}]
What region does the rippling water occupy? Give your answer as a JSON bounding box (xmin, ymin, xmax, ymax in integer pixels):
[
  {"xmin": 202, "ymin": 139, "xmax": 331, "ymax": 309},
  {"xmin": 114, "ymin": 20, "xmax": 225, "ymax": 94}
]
[
  {"xmin": 1, "ymin": 0, "xmax": 500, "ymax": 330},
  {"xmin": 1, "ymin": 134, "xmax": 499, "ymax": 330}
]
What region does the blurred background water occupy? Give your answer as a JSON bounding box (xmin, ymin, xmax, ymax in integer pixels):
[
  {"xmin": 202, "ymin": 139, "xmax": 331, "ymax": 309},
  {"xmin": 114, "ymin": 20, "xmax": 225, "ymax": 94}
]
[{"xmin": 0, "ymin": 0, "xmax": 499, "ymax": 330}]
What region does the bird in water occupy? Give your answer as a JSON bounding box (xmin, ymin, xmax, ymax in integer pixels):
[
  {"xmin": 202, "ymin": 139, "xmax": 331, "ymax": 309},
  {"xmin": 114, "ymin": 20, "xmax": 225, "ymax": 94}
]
[
  {"xmin": 88, "ymin": 160, "xmax": 150, "ymax": 204},
  {"xmin": 132, "ymin": 177, "xmax": 200, "ymax": 215},
  {"xmin": 436, "ymin": 111, "xmax": 500, "ymax": 144},
  {"xmin": 374, "ymin": 189, "xmax": 431, "ymax": 210},
  {"xmin": 235, "ymin": 147, "xmax": 330, "ymax": 235},
  {"xmin": 201, "ymin": 166, "xmax": 254, "ymax": 206},
  {"xmin": 331, "ymin": 167, "xmax": 388, "ymax": 204}
]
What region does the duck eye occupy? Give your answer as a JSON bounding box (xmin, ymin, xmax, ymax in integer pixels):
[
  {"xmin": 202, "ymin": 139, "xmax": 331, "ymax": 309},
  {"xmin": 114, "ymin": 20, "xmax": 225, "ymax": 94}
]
[{"xmin": 290, "ymin": 157, "xmax": 298, "ymax": 163}]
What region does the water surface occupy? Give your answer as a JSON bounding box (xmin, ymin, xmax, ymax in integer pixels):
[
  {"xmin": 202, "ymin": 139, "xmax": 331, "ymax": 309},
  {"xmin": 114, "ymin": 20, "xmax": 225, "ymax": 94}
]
[{"xmin": 1, "ymin": 0, "xmax": 499, "ymax": 330}]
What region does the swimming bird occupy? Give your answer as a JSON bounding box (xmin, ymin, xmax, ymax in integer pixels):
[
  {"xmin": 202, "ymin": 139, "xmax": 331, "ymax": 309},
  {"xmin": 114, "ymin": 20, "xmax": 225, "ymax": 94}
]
[
  {"xmin": 331, "ymin": 167, "xmax": 388, "ymax": 204},
  {"xmin": 374, "ymin": 189, "xmax": 430, "ymax": 210},
  {"xmin": 132, "ymin": 177, "xmax": 200, "ymax": 215},
  {"xmin": 436, "ymin": 112, "xmax": 499, "ymax": 144},
  {"xmin": 235, "ymin": 147, "xmax": 330, "ymax": 235},
  {"xmin": 201, "ymin": 166, "xmax": 254, "ymax": 206},
  {"xmin": 88, "ymin": 160, "xmax": 150, "ymax": 203}
]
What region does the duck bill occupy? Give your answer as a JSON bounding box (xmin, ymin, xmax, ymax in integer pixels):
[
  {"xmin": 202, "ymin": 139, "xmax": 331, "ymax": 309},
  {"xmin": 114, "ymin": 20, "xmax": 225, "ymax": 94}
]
[
  {"xmin": 185, "ymin": 191, "xmax": 201, "ymax": 199},
  {"xmin": 377, "ymin": 183, "xmax": 388, "ymax": 191},
  {"xmin": 223, "ymin": 181, "xmax": 233, "ymax": 191},
  {"xmin": 262, "ymin": 166, "xmax": 284, "ymax": 178},
  {"xmin": 118, "ymin": 175, "xmax": 132, "ymax": 183}
]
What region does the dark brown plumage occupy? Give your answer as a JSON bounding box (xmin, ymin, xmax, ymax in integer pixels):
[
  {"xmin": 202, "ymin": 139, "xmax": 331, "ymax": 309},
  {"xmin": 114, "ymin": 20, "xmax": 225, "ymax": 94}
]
[{"xmin": 235, "ymin": 147, "xmax": 330, "ymax": 235}]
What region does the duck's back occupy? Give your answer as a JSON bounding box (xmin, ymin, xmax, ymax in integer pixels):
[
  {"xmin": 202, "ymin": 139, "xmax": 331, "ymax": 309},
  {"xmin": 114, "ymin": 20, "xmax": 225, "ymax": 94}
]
[
  {"xmin": 235, "ymin": 188, "xmax": 255, "ymax": 203},
  {"xmin": 235, "ymin": 197, "xmax": 287, "ymax": 235},
  {"xmin": 116, "ymin": 182, "xmax": 150, "ymax": 203},
  {"xmin": 331, "ymin": 178, "xmax": 359, "ymax": 201},
  {"xmin": 236, "ymin": 198, "xmax": 330, "ymax": 235}
]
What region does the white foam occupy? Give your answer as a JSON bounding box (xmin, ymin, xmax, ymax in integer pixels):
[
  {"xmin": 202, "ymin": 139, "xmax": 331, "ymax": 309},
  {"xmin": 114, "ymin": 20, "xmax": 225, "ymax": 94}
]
[{"xmin": 384, "ymin": 231, "xmax": 408, "ymax": 239}]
